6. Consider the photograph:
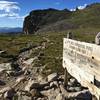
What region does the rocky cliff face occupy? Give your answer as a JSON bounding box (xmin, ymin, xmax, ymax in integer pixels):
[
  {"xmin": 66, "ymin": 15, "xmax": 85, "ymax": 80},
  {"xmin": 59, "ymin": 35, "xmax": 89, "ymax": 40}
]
[{"xmin": 23, "ymin": 8, "xmax": 72, "ymax": 34}]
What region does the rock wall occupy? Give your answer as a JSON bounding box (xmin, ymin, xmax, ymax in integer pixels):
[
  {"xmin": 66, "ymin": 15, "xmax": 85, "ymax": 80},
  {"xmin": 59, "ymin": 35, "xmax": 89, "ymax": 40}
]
[{"xmin": 23, "ymin": 8, "xmax": 71, "ymax": 34}]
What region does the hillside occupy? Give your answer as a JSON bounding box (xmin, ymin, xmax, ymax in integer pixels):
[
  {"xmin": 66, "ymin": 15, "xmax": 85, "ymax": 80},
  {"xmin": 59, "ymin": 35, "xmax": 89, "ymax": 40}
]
[
  {"xmin": 23, "ymin": 8, "xmax": 71, "ymax": 34},
  {"xmin": 0, "ymin": 3, "xmax": 100, "ymax": 100},
  {"xmin": 23, "ymin": 3, "xmax": 100, "ymax": 34},
  {"xmin": 0, "ymin": 30, "xmax": 96, "ymax": 99}
]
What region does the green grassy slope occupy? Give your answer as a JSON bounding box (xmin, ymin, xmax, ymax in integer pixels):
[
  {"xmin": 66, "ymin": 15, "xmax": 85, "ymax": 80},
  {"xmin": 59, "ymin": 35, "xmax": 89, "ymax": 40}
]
[
  {"xmin": 69, "ymin": 3, "xmax": 100, "ymax": 28},
  {"xmin": 0, "ymin": 28, "xmax": 99, "ymax": 75},
  {"xmin": 1, "ymin": 3, "xmax": 100, "ymax": 75}
]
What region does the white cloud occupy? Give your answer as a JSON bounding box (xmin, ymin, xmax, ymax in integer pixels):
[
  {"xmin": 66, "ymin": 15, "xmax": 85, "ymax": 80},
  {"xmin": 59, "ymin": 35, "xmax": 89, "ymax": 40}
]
[
  {"xmin": 70, "ymin": 4, "xmax": 87, "ymax": 11},
  {"xmin": 70, "ymin": 8, "xmax": 76, "ymax": 11},
  {"xmin": 0, "ymin": 1, "xmax": 20, "ymax": 13},
  {"xmin": 9, "ymin": 14, "xmax": 27, "ymax": 20},
  {"xmin": 78, "ymin": 4, "xmax": 87, "ymax": 10},
  {"xmin": 55, "ymin": 2, "xmax": 60, "ymax": 5},
  {"xmin": 0, "ymin": 0, "xmax": 25, "ymax": 20},
  {"xmin": 0, "ymin": 13, "xmax": 18, "ymax": 17}
]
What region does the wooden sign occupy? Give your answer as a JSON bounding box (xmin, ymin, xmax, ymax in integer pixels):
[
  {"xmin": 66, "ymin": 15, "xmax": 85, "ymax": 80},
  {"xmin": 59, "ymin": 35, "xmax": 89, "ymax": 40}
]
[{"xmin": 63, "ymin": 38, "xmax": 100, "ymax": 99}]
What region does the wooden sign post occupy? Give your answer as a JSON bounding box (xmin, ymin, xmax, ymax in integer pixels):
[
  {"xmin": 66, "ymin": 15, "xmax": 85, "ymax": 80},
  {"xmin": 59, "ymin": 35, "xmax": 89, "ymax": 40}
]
[{"xmin": 63, "ymin": 38, "xmax": 100, "ymax": 99}]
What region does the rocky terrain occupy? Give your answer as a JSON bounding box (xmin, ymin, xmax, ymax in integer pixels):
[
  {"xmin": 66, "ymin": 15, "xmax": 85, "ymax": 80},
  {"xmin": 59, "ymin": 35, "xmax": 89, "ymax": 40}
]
[
  {"xmin": 1, "ymin": 2, "xmax": 100, "ymax": 100},
  {"xmin": 0, "ymin": 40, "xmax": 92, "ymax": 100}
]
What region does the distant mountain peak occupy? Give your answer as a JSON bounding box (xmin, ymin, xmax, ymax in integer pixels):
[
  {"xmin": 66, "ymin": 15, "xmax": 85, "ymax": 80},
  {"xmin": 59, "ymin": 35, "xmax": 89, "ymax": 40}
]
[{"xmin": 0, "ymin": 27, "xmax": 22, "ymax": 33}]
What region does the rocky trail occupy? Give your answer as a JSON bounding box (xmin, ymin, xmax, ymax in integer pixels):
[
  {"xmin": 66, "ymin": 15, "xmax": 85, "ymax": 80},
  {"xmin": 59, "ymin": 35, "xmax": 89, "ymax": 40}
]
[{"xmin": 0, "ymin": 39, "xmax": 92, "ymax": 100}]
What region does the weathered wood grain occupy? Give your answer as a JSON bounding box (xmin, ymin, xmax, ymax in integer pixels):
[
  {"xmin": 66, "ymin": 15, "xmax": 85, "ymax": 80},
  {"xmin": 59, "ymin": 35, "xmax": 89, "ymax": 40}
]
[{"xmin": 63, "ymin": 38, "xmax": 100, "ymax": 99}]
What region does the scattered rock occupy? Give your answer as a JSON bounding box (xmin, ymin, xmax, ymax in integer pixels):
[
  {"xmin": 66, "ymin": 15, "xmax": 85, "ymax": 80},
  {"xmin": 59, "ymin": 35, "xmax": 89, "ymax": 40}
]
[
  {"xmin": 68, "ymin": 87, "xmax": 75, "ymax": 92},
  {"xmin": 13, "ymin": 71, "xmax": 25, "ymax": 76},
  {"xmin": 0, "ymin": 47, "xmax": 93, "ymax": 100},
  {"xmin": 69, "ymin": 78, "xmax": 78, "ymax": 86},
  {"xmin": 47, "ymin": 73, "xmax": 58, "ymax": 82},
  {"xmin": 25, "ymin": 80, "xmax": 35, "ymax": 91},
  {"xmin": 50, "ymin": 81, "xmax": 58, "ymax": 88},
  {"xmin": 4, "ymin": 88, "xmax": 16, "ymax": 99},
  {"xmin": 25, "ymin": 80, "xmax": 40, "ymax": 91},
  {"xmin": 24, "ymin": 70, "xmax": 31, "ymax": 75},
  {"xmin": 6, "ymin": 70, "xmax": 24, "ymax": 77},
  {"xmin": 0, "ymin": 80, "xmax": 6, "ymax": 85},
  {"xmin": 30, "ymin": 89, "xmax": 41, "ymax": 97},
  {"xmin": 16, "ymin": 76, "xmax": 26, "ymax": 83},
  {"xmin": 18, "ymin": 95, "xmax": 31, "ymax": 100},
  {"xmin": 0, "ymin": 87, "xmax": 11, "ymax": 93},
  {"xmin": 55, "ymin": 93, "xmax": 65, "ymax": 100},
  {"xmin": 0, "ymin": 63, "xmax": 11, "ymax": 71},
  {"xmin": 38, "ymin": 75, "xmax": 44, "ymax": 82},
  {"xmin": 74, "ymin": 87, "xmax": 82, "ymax": 92}
]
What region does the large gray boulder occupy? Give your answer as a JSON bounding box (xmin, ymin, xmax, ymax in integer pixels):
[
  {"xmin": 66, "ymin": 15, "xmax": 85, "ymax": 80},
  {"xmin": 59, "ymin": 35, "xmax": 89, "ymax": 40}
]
[{"xmin": 95, "ymin": 32, "xmax": 100, "ymax": 45}]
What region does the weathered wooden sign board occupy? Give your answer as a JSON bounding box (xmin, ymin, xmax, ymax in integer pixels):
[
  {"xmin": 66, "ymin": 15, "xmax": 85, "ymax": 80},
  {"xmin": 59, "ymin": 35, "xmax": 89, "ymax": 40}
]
[{"xmin": 63, "ymin": 38, "xmax": 100, "ymax": 99}]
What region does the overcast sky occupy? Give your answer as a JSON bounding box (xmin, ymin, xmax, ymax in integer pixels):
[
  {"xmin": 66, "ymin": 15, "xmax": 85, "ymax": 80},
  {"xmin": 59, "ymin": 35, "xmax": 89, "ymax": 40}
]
[{"xmin": 0, "ymin": 0, "xmax": 100, "ymax": 27}]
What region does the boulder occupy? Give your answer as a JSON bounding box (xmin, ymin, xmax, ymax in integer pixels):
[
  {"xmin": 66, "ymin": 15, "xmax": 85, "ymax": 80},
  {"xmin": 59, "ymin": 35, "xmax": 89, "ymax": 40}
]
[
  {"xmin": 30, "ymin": 89, "xmax": 41, "ymax": 97},
  {"xmin": 69, "ymin": 78, "xmax": 78, "ymax": 86},
  {"xmin": 18, "ymin": 95, "xmax": 31, "ymax": 100},
  {"xmin": 0, "ymin": 87, "xmax": 11, "ymax": 93},
  {"xmin": 16, "ymin": 76, "xmax": 26, "ymax": 83},
  {"xmin": 24, "ymin": 70, "xmax": 31, "ymax": 75},
  {"xmin": 47, "ymin": 73, "xmax": 58, "ymax": 82},
  {"xmin": 55, "ymin": 93, "xmax": 65, "ymax": 100},
  {"xmin": 74, "ymin": 87, "xmax": 82, "ymax": 92},
  {"xmin": 0, "ymin": 63, "xmax": 11, "ymax": 70},
  {"xmin": 25, "ymin": 80, "xmax": 40, "ymax": 91},
  {"xmin": 25, "ymin": 80, "xmax": 35, "ymax": 91},
  {"xmin": 0, "ymin": 80, "xmax": 6, "ymax": 85},
  {"xmin": 4, "ymin": 88, "xmax": 16, "ymax": 99},
  {"xmin": 37, "ymin": 75, "xmax": 44, "ymax": 82},
  {"xmin": 50, "ymin": 81, "xmax": 58, "ymax": 88},
  {"xmin": 68, "ymin": 87, "xmax": 75, "ymax": 92},
  {"xmin": 6, "ymin": 70, "xmax": 24, "ymax": 77}
]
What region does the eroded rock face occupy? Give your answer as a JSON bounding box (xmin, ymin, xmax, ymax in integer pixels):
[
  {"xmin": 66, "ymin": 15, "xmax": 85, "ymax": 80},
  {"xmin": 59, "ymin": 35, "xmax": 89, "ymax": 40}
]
[{"xmin": 23, "ymin": 9, "xmax": 71, "ymax": 34}]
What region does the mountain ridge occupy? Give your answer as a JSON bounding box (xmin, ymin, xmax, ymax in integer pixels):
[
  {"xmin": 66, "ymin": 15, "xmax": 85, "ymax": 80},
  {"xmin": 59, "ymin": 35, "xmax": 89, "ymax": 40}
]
[
  {"xmin": 23, "ymin": 3, "xmax": 100, "ymax": 34},
  {"xmin": 0, "ymin": 27, "xmax": 22, "ymax": 33}
]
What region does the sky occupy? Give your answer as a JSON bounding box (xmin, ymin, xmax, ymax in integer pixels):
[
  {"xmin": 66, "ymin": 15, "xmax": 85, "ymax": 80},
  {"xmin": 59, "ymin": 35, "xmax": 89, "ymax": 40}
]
[{"xmin": 0, "ymin": 0, "xmax": 100, "ymax": 27}]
